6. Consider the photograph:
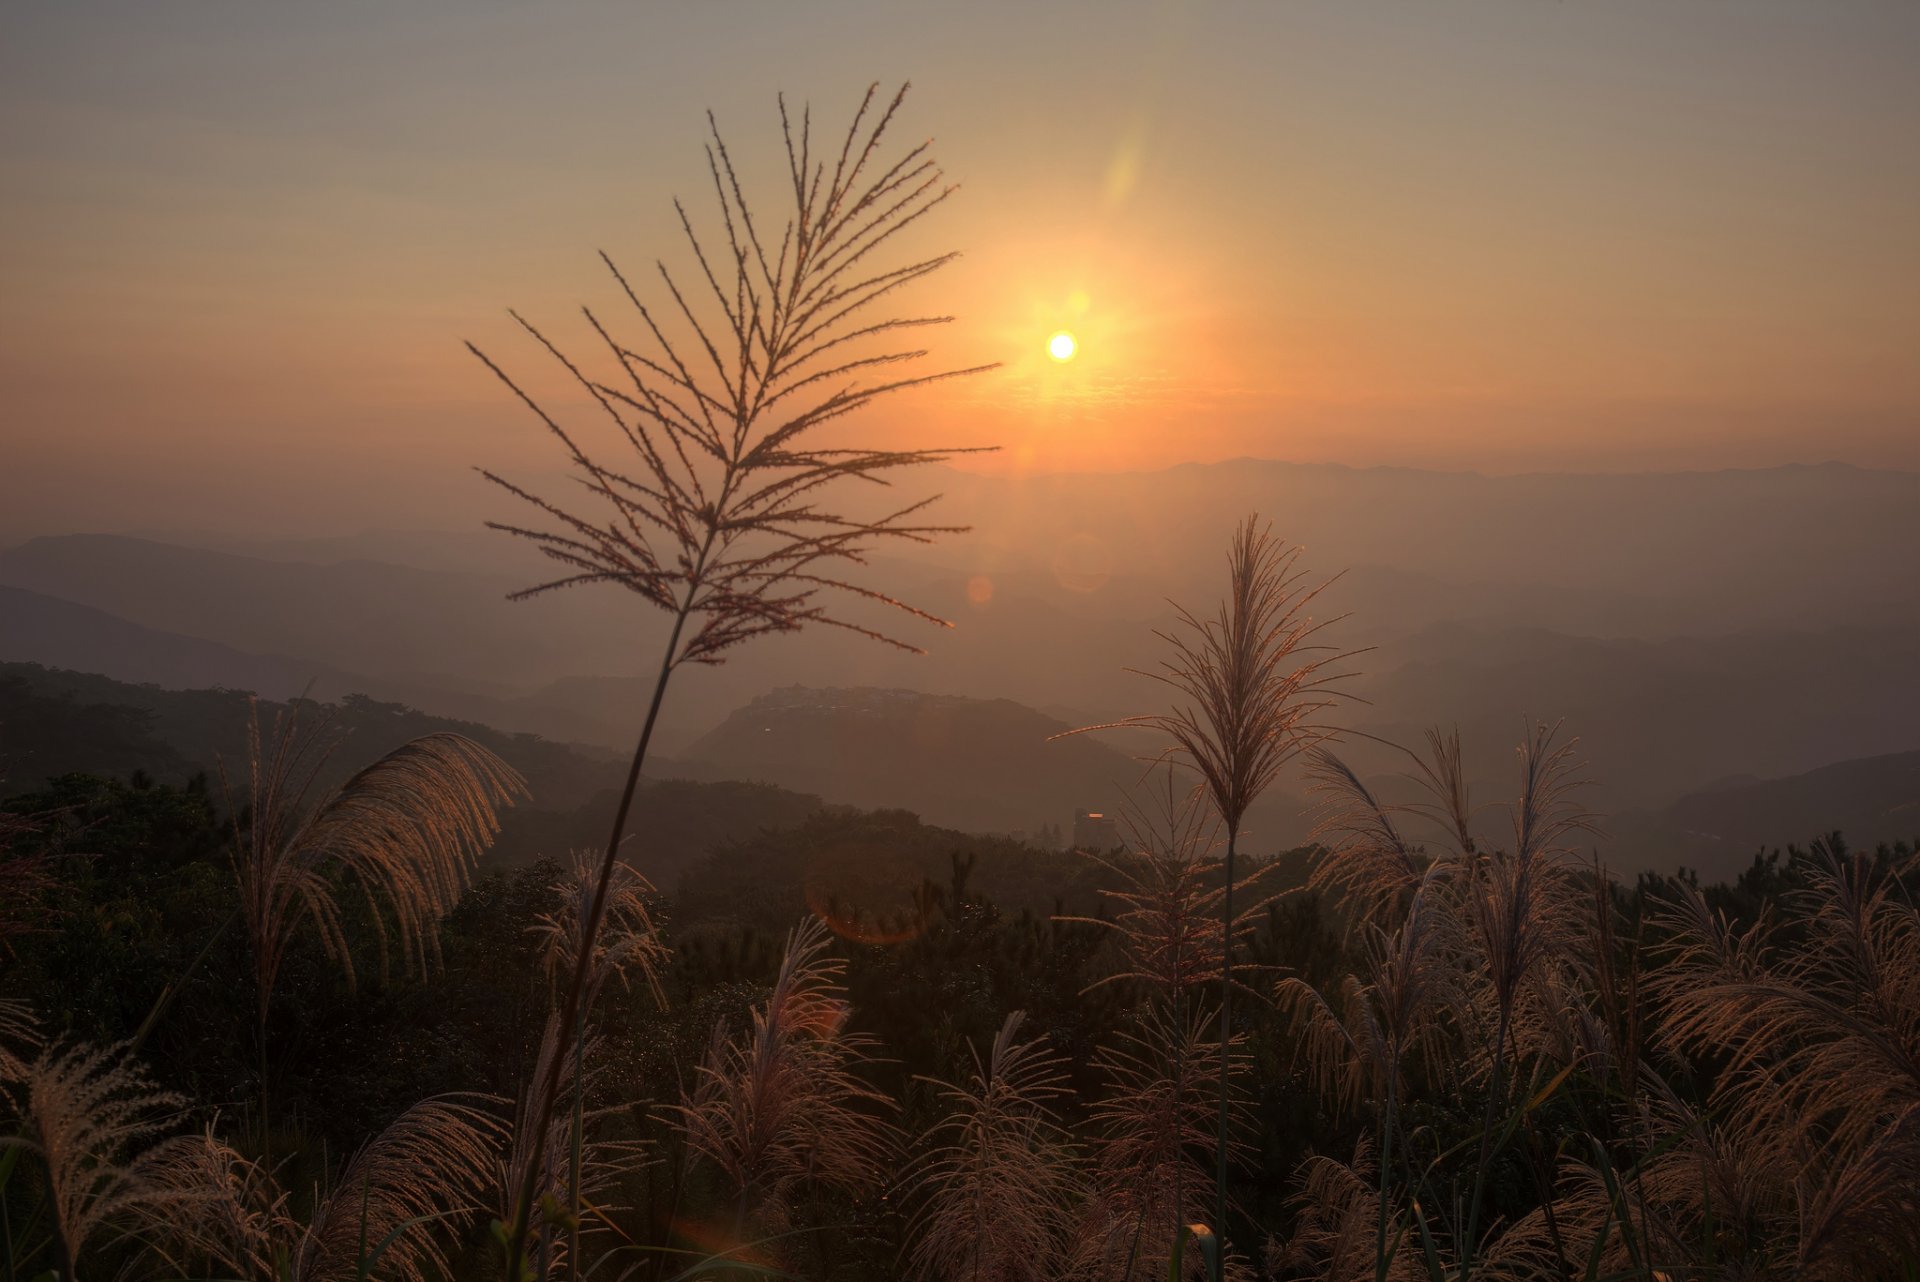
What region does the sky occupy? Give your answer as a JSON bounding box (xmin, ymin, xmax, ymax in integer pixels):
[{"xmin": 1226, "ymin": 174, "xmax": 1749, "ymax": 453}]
[{"xmin": 3, "ymin": 0, "xmax": 1918, "ymax": 538}]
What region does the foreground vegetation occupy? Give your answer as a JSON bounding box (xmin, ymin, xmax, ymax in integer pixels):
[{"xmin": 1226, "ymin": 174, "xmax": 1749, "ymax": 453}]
[{"xmin": 1, "ymin": 743, "xmax": 1915, "ymax": 1279}]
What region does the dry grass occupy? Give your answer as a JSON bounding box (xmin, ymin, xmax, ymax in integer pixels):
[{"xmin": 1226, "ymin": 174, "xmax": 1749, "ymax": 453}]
[
  {"xmin": 498, "ymin": 1015, "xmax": 653, "ymax": 1280},
  {"xmin": 472, "ymin": 80, "xmax": 993, "ymax": 670},
  {"xmin": 473, "ymin": 82, "xmax": 991, "ymax": 1271},
  {"xmin": 1277, "ymin": 1140, "xmax": 1428, "ymax": 1282},
  {"xmin": 673, "ymin": 916, "xmax": 897, "ymax": 1235},
  {"xmin": 1060, "ymin": 516, "xmax": 1354, "ymax": 1256},
  {"xmin": 1087, "ymin": 999, "xmax": 1251, "ymax": 1279},
  {"xmin": 904, "ymin": 1012, "xmax": 1084, "ymax": 1282},
  {"xmin": 1276, "ymin": 865, "xmax": 1461, "ymax": 1117},
  {"xmin": 531, "ymin": 850, "xmax": 671, "ymax": 1009},
  {"xmin": 1642, "ymin": 838, "xmax": 1920, "ymax": 1276},
  {"xmin": 0, "ymin": 1036, "xmax": 191, "ymax": 1278},
  {"xmin": 1065, "ymin": 770, "xmax": 1254, "ymax": 1000},
  {"xmin": 226, "ymin": 700, "xmax": 525, "ymax": 1029},
  {"xmin": 134, "ymin": 1095, "xmax": 504, "ymax": 1282},
  {"xmin": 1061, "ymin": 518, "xmax": 1349, "ymax": 839}
]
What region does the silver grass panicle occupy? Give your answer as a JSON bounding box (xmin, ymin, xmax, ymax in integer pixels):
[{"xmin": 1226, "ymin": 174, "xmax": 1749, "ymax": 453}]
[
  {"xmin": 1058, "ymin": 516, "xmax": 1351, "ymax": 1254},
  {"xmin": 227, "ymin": 700, "xmax": 526, "ymax": 1031},
  {"xmin": 1276, "ymin": 864, "xmax": 1461, "ymax": 1119},
  {"xmin": 499, "ymin": 1015, "xmax": 653, "ymax": 1280},
  {"xmin": 131, "ymin": 1122, "xmax": 289, "ymax": 1281},
  {"xmin": 473, "ymin": 82, "xmax": 990, "ymax": 1271},
  {"xmin": 1455, "ymin": 722, "xmax": 1593, "ymax": 1273},
  {"xmin": 1649, "ymin": 838, "xmax": 1920, "ymax": 1272},
  {"xmin": 1086, "ymin": 1001, "xmax": 1251, "ymax": 1280},
  {"xmin": 904, "ymin": 1012, "xmax": 1084, "ymax": 1282},
  {"xmin": 1061, "ymin": 774, "xmax": 1264, "ymax": 1282},
  {"xmin": 531, "ymin": 851, "xmax": 670, "ymax": 1010},
  {"xmin": 0, "ymin": 996, "xmax": 38, "ymax": 1079},
  {"xmin": 673, "ymin": 916, "xmax": 898, "ymax": 1236},
  {"xmin": 1475, "ymin": 1068, "xmax": 1794, "ymax": 1282},
  {"xmin": 526, "ymin": 855, "xmax": 667, "ymax": 1282},
  {"xmin": 1277, "ymin": 1140, "xmax": 1429, "ymax": 1282},
  {"xmin": 1708, "ymin": 839, "xmax": 1920, "ymax": 1160},
  {"xmin": 0, "ymin": 1039, "xmax": 193, "ymax": 1280},
  {"xmin": 288, "ymin": 1097, "xmax": 502, "ymax": 1282},
  {"xmin": 1276, "ymin": 866, "xmax": 1460, "ymax": 1282},
  {"xmin": 1063, "ymin": 769, "xmax": 1267, "ymax": 1000},
  {"xmin": 1304, "ymin": 727, "xmax": 1478, "ymax": 930},
  {"xmin": 226, "ymin": 701, "xmax": 522, "ymax": 1153},
  {"xmin": 1467, "ymin": 722, "xmax": 1594, "ymax": 1041},
  {"xmin": 133, "ymin": 1097, "xmax": 504, "ymax": 1282},
  {"xmin": 1295, "ymin": 724, "xmax": 1593, "ymax": 1277}
]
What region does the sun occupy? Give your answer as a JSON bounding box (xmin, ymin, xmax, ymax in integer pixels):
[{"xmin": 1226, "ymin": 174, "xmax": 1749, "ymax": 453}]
[{"xmin": 1047, "ymin": 330, "xmax": 1078, "ymax": 362}]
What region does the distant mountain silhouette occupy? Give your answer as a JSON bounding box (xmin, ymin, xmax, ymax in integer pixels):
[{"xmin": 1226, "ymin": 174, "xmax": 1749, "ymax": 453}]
[
  {"xmin": 1340, "ymin": 622, "xmax": 1920, "ymax": 811},
  {"xmin": 669, "ymin": 684, "xmax": 1321, "ymax": 847},
  {"xmin": 0, "ymin": 662, "xmax": 818, "ymax": 878},
  {"xmin": 0, "ymin": 534, "xmax": 661, "ymax": 691},
  {"xmin": 1611, "ymin": 749, "xmax": 1920, "ymax": 879},
  {"xmin": 0, "ymin": 584, "xmax": 632, "ymax": 748},
  {"xmin": 7, "ymin": 459, "xmax": 1919, "ymax": 845}
]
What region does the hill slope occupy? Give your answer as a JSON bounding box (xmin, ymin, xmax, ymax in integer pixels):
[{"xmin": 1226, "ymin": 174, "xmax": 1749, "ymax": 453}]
[{"xmin": 1612, "ymin": 749, "xmax": 1920, "ymax": 878}]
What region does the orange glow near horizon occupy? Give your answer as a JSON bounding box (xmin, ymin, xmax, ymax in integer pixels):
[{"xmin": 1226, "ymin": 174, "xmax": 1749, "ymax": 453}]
[{"xmin": 5, "ymin": 4, "xmax": 1920, "ymax": 539}]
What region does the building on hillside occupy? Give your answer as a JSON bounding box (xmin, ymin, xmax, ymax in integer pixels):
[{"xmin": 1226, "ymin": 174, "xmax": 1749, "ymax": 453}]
[{"xmin": 1072, "ymin": 808, "xmax": 1120, "ymax": 852}]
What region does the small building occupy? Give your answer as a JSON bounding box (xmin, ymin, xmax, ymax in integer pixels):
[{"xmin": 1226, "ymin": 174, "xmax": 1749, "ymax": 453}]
[{"xmin": 1072, "ymin": 808, "xmax": 1120, "ymax": 852}]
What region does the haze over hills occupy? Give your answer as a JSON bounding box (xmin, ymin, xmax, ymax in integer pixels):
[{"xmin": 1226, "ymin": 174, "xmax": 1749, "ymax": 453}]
[
  {"xmin": 4, "ymin": 458, "xmax": 1917, "ymax": 860},
  {"xmin": 1612, "ymin": 749, "xmax": 1920, "ymax": 879},
  {"xmin": 673, "ymin": 685, "xmax": 1217, "ymax": 842}
]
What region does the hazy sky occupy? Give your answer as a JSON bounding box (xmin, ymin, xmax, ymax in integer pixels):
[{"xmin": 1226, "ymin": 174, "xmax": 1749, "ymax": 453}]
[{"xmin": 4, "ymin": 0, "xmax": 1917, "ymax": 538}]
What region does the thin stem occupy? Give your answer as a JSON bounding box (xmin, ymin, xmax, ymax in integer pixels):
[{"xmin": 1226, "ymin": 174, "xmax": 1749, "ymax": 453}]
[
  {"xmin": 258, "ymin": 1001, "xmax": 271, "ymax": 1173},
  {"xmin": 504, "ymin": 601, "xmax": 693, "ymax": 1278},
  {"xmin": 1460, "ymin": 1000, "xmax": 1513, "ymax": 1280},
  {"xmin": 1213, "ymin": 829, "xmax": 1236, "ymax": 1278},
  {"xmin": 566, "ymin": 990, "xmax": 588, "ymax": 1282},
  {"xmin": 1377, "ymin": 1066, "xmax": 1396, "ymax": 1282}
]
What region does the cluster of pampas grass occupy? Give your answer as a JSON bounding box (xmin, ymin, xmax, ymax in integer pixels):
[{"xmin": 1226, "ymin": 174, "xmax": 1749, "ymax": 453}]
[
  {"xmin": 0, "ymin": 700, "xmax": 526, "ymax": 1282},
  {"xmin": 134, "ymin": 1096, "xmax": 503, "ymax": 1282}
]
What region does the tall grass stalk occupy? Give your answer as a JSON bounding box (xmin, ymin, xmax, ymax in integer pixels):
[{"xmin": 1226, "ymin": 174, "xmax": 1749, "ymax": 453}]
[
  {"xmin": 469, "ymin": 82, "xmax": 990, "ymax": 1275},
  {"xmin": 1060, "ymin": 516, "xmax": 1350, "ymax": 1263}
]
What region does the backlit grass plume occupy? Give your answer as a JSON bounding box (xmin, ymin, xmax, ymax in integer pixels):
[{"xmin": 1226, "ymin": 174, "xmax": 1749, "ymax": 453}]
[
  {"xmin": 1649, "ymin": 838, "xmax": 1920, "ymax": 1275},
  {"xmin": 531, "ymin": 850, "xmax": 670, "ymax": 1010},
  {"xmin": 673, "ymin": 916, "xmax": 897, "ymax": 1239},
  {"xmin": 1067, "ymin": 769, "xmax": 1238, "ymax": 998},
  {"xmin": 904, "ymin": 1012, "xmax": 1083, "ymax": 1282},
  {"xmin": 497, "ymin": 1017, "xmax": 652, "ymax": 1281},
  {"xmin": 228, "ymin": 701, "xmax": 525, "ymax": 1031},
  {"xmin": 1087, "ymin": 1000, "xmax": 1252, "ymax": 1281},
  {"xmin": 135, "ymin": 1096, "xmax": 504, "ymax": 1282},
  {"xmin": 225, "ymin": 700, "xmax": 523, "ymax": 1148},
  {"xmin": 1059, "ymin": 515, "xmax": 1350, "ymax": 1255},
  {"xmin": 0, "ymin": 1037, "xmax": 191, "ymax": 1281},
  {"xmin": 471, "ymin": 82, "xmax": 990, "ymax": 1272}
]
